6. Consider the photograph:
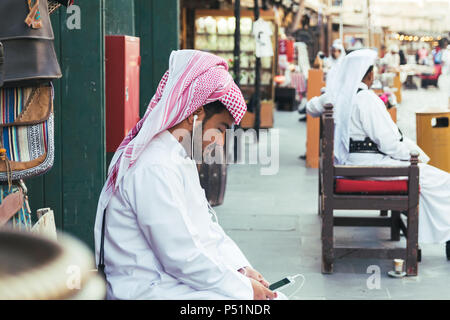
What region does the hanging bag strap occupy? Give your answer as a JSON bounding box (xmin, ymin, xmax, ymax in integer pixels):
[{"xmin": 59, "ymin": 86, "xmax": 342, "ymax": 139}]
[
  {"xmin": 98, "ymin": 208, "xmax": 106, "ymax": 279},
  {"xmin": 0, "ymin": 42, "xmax": 4, "ymax": 87}
]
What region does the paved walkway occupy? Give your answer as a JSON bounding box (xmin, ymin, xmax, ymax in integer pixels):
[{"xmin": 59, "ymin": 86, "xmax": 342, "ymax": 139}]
[{"xmin": 216, "ymin": 82, "xmax": 450, "ymax": 300}]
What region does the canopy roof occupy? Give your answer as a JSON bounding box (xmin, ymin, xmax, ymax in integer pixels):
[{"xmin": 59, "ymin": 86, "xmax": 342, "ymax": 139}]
[{"xmin": 331, "ymin": 0, "xmax": 450, "ymax": 33}]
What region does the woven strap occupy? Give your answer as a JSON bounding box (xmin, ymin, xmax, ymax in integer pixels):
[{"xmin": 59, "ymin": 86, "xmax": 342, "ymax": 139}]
[
  {"xmin": 48, "ymin": 1, "xmax": 61, "ymax": 14},
  {"xmin": 25, "ymin": 0, "xmax": 43, "ymax": 29}
]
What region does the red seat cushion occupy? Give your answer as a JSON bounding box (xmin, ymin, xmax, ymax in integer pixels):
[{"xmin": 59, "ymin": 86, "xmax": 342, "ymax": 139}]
[
  {"xmin": 420, "ymin": 65, "xmax": 442, "ymax": 80},
  {"xmin": 335, "ymin": 179, "xmax": 408, "ymax": 195}
]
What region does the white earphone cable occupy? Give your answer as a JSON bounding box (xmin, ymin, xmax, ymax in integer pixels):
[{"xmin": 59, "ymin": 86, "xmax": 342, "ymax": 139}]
[
  {"xmin": 191, "ymin": 114, "xmax": 198, "ymax": 160},
  {"xmin": 207, "ymin": 202, "xmax": 219, "ymax": 223},
  {"xmin": 286, "ymin": 274, "xmax": 306, "ymax": 299}
]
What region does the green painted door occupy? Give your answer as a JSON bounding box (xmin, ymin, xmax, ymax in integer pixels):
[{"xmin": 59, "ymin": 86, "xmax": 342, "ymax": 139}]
[
  {"xmin": 28, "ymin": 0, "xmax": 106, "ymax": 250},
  {"xmin": 134, "ymin": 0, "xmax": 180, "ymax": 116}
]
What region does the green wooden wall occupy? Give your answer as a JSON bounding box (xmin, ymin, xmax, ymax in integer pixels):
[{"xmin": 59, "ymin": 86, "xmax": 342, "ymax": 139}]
[
  {"xmin": 105, "ymin": 0, "xmax": 136, "ymax": 36},
  {"xmin": 28, "ymin": 0, "xmax": 179, "ymax": 250},
  {"xmin": 135, "ymin": 0, "xmax": 180, "ymax": 116}
]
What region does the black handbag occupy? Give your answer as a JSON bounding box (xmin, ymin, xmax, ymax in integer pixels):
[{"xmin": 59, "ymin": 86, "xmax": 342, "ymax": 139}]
[{"xmin": 0, "ymin": 0, "xmax": 62, "ymax": 87}]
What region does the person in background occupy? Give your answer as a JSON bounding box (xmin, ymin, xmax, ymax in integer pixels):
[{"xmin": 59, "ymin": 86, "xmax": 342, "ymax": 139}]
[
  {"xmin": 324, "ymin": 40, "xmax": 346, "ymax": 73},
  {"xmin": 380, "ymin": 44, "xmax": 387, "ymax": 59},
  {"xmin": 383, "ymin": 45, "xmax": 401, "ymax": 71},
  {"xmin": 308, "ymin": 50, "xmax": 450, "ymax": 258},
  {"xmin": 313, "ymin": 51, "xmax": 326, "ymax": 69},
  {"xmin": 431, "ymin": 38, "xmax": 447, "ymax": 65},
  {"xmin": 417, "ymin": 45, "xmax": 429, "ymax": 65},
  {"xmin": 399, "ymin": 49, "xmax": 407, "ymax": 65}
]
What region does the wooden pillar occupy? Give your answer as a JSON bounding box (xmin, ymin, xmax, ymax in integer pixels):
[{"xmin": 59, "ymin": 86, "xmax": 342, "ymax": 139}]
[{"xmin": 306, "ymin": 69, "xmax": 325, "ymax": 168}]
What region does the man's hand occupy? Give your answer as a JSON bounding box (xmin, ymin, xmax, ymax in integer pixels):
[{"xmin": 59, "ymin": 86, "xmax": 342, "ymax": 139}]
[
  {"xmin": 240, "ymin": 267, "xmax": 270, "ymax": 288},
  {"xmin": 251, "ymin": 279, "xmax": 277, "ymax": 300}
]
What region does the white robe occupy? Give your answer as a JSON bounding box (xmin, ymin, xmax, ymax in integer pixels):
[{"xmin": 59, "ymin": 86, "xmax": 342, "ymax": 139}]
[
  {"xmin": 345, "ymin": 83, "xmax": 450, "ymax": 244},
  {"xmin": 93, "ymin": 130, "xmax": 253, "ymax": 300}
]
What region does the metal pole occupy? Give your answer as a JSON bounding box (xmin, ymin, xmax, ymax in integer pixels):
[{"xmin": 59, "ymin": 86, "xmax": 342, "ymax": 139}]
[
  {"xmin": 367, "ymin": 0, "xmax": 372, "ymax": 47},
  {"xmin": 319, "ymin": 7, "xmax": 325, "ymax": 52},
  {"xmin": 233, "ymin": 0, "xmax": 241, "ymax": 163},
  {"xmin": 234, "ymin": 0, "xmax": 241, "ymax": 86},
  {"xmin": 253, "ymin": 0, "xmax": 261, "ymax": 139}
]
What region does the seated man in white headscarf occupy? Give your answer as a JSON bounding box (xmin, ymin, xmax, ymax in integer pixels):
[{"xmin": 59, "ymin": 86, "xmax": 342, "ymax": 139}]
[
  {"xmin": 324, "ymin": 40, "xmax": 346, "ymax": 75},
  {"xmin": 383, "ymin": 45, "xmax": 401, "ymax": 71},
  {"xmin": 308, "ymin": 49, "xmax": 450, "ymax": 259},
  {"xmin": 94, "ymin": 50, "xmax": 280, "ymax": 300}
]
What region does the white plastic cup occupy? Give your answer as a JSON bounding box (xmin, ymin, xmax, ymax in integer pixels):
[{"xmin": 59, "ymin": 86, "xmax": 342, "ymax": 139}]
[{"xmin": 393, "ymin": 259, "xmax": 404, "ymax": 274}]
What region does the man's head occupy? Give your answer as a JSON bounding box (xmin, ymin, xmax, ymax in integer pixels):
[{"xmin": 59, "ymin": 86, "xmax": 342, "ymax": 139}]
[
  {"xmin": 200, "ymin": 100, "xmax": 234, "ymax": 151},
  {"xmin": 169, "ymin": 100, "xmax": 234, "ymax": 156},
  {"xmin": 331, "ymin": 46, "xmax": 341, "ymax": 59},
  {"xmin": 362, "ymin": 65, "xmax": 374, "ymax": 88}
]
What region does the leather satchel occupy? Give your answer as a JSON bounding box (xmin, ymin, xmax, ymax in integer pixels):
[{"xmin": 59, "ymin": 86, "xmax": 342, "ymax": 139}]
[{"xmin": 0, "ymin": 0, "xmax": 62, "ymax": 87}]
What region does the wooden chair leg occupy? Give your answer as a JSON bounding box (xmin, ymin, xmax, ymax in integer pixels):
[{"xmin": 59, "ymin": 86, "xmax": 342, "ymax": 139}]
[
  {"xmin": 380, "ymin": 210, "xmax": 388, "ymax": 217},
  {"xmin": 406, "ymin": 206, "xmax": 419, "ymax": 276},
  {"xmin": 318, "ymin": 189, "xmax": 321, "ymax": 216},
  {"xmin": 391, "ymin": 211, "xmax": 401, "ymax": 241},
  {"xmin": 321, "ymin": 206, "xmax": 334, "ymax": 274},
  {"xmin": 318, "ymin": 172, "xmax": 323, "ymax": 216}
]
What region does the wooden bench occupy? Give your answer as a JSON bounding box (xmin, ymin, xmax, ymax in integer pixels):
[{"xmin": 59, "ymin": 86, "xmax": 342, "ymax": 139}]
[{"xmin": 318, "ymin": 104, "xmax": 420, "ymax": 276}]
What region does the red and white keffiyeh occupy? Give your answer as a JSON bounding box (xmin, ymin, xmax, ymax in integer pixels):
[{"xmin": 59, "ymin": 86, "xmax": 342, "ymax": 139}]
[{"xmin": 97, "ymin": 50, "xmax": 247, "ymax": 211}]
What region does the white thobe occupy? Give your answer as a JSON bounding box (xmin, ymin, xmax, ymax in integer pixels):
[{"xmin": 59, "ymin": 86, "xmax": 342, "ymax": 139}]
[
  {"xmin": 383, "ymin": 53, "xmax": 400, "ymax": 69},
  {"xmin": 345, "ymin": 83, "xmax": 450, "ymax": 244},
  {"xmin": 306, "ymin": 93, "xmax": 328, "ymax": 117},
  {"xmin": 94, "ymin": 130, "xmax": 253, "ymax": 300}
]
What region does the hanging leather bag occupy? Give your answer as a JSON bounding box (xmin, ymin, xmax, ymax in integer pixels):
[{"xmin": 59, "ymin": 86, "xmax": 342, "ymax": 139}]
[
  {"xmin": 0, "ymin": 0, "xmax": 62, "ymax": 88},
  {"xmin": 0, "ymin": 0, "xmax": 63, "ymax": 180}
]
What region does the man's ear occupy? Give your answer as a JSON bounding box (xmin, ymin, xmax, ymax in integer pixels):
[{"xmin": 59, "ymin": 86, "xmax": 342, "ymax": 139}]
[{"xmin": 186, "ymin": 106, "xmax": 205, "ymax": 125}]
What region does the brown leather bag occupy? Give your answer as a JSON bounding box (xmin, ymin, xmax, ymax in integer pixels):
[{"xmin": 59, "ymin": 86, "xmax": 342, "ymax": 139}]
[
  {"xmin": 0, "ymin": 0, "xmax": 62, "ymax": 87},
  {"xmin": 0, "ymin": 188, "xmax": 25, "ymax": 227}
]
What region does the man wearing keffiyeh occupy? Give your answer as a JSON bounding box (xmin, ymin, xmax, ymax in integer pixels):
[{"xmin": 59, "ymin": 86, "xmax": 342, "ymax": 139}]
[{"xmin": 94, "ymin": 50, "xmax": 278, "ymax": 300}]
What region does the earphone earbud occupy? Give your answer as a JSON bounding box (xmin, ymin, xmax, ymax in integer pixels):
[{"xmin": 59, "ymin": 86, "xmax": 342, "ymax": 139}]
[{"xmin": 191, "ymin": 115, "xmax": 198, "ymax": 161}]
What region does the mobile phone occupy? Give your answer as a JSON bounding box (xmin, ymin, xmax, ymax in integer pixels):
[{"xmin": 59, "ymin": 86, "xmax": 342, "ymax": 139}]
[{"xmin": 269, "ymin": 277, "xmax": 291, "ymax": 291}]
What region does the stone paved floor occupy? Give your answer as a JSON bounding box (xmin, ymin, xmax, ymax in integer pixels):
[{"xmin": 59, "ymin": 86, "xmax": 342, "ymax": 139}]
[{"xmin": 216, "ymin": 80, "xmax": 450, "ymax": 300}]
